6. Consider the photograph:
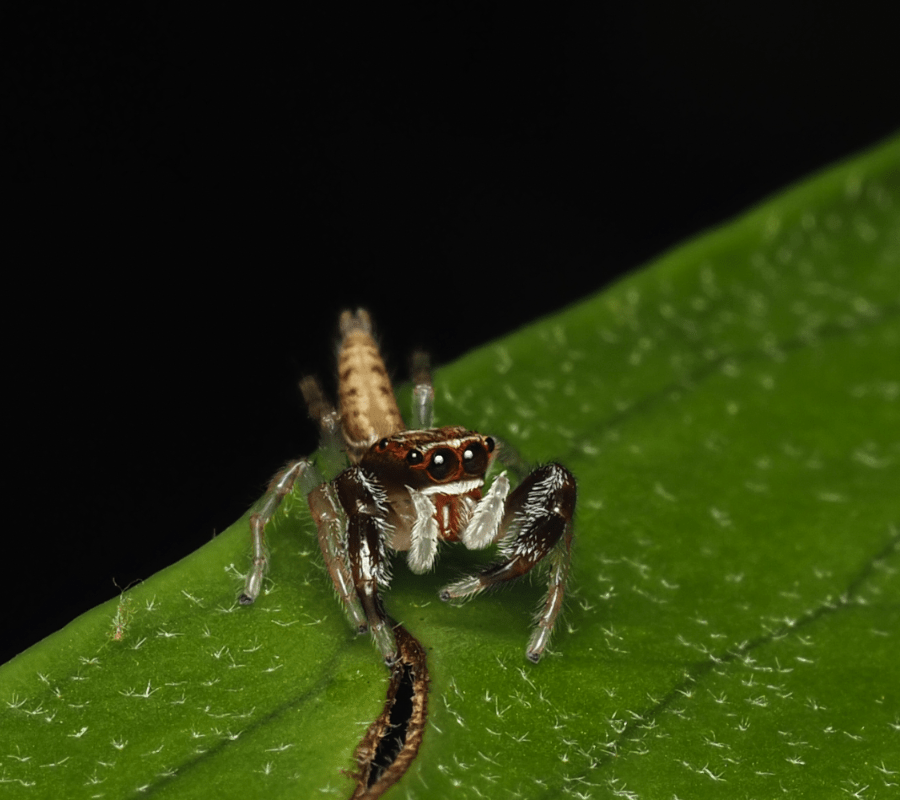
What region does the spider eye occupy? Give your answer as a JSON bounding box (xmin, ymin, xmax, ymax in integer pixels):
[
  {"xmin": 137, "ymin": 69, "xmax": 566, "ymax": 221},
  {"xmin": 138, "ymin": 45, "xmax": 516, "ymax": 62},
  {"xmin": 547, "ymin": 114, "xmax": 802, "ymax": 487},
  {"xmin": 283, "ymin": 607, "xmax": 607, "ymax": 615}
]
[
  {"xmin": 426, "ymin": 448, "xmax": 458, "ymax": 480},
  {"xmin": 406, "ymin": 449, "xmax": 424, "ymax": 465},
  {"xmin": 485, "ymin": 437, "xmax": 495, "ymax": 453},
  {"xmin": 462, "ymin": 441, "xmax": 489, "ymax": 474},
  {"xmin": 377, "ymin": 438, "xmax": 389, "ymax": 450}
]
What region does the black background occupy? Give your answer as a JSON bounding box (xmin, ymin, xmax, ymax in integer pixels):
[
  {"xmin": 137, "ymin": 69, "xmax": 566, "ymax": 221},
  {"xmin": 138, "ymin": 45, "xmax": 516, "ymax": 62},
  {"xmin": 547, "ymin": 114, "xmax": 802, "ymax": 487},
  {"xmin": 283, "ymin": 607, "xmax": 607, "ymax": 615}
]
[{"xmin": 4, "ymin": 3, "xmax": 899, "ymax": 665}]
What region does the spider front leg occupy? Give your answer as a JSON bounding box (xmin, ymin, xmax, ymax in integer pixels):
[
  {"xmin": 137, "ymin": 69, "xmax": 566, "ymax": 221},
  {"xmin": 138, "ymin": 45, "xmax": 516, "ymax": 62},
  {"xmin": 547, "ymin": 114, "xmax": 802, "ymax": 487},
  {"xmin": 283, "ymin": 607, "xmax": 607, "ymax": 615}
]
[
  {"xmin": 441, "ymin": 463, "xmax": 576, "ymax": 663},
  {"xmin": 333, "ymin": 466, "xmax": 399, "ymax": 664},
  {"xmin": 307, "ymin": 482, "xmax": 369, "ymax": 635}
]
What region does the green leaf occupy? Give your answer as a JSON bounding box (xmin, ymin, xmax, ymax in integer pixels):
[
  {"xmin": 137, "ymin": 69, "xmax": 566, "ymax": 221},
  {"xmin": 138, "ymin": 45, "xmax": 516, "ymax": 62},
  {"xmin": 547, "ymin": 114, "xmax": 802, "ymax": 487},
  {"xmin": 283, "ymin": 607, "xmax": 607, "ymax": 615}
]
[{"xmin": 3, "ymin": 134, "xmax": 899, "ymax": 799}]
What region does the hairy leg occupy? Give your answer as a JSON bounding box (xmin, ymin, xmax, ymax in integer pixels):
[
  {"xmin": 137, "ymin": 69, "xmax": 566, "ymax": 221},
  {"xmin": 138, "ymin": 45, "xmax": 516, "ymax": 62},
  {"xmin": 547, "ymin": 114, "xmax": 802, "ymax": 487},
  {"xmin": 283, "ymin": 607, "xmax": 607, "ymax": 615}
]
[{"xmin": 441, "ymin": 463, "xmax": 576, "ymax": 662}]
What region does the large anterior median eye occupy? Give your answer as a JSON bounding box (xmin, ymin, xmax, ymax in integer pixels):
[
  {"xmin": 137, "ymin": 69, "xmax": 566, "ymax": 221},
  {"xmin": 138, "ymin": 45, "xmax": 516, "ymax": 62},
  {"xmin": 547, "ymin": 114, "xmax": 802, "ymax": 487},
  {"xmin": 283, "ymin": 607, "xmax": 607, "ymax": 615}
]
[
  {"xmin": 426, "ymin": 448, "xmax": 458, "ymax": 480},
  {"xmin": 462, "ymin": 441, "xmax": 489, "ymax": 474}
]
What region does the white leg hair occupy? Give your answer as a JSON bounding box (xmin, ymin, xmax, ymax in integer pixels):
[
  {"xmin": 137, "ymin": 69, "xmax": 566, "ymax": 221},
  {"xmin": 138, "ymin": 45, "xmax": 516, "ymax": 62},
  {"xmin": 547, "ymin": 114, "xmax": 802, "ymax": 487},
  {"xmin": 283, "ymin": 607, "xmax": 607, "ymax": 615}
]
[
  {"xmin": 407, "ymin": 491, "xmax": 440, "ymax": 573},
  {"xmin": 459, "ymin": 472, "xmax": 510, "ymax": 550}
]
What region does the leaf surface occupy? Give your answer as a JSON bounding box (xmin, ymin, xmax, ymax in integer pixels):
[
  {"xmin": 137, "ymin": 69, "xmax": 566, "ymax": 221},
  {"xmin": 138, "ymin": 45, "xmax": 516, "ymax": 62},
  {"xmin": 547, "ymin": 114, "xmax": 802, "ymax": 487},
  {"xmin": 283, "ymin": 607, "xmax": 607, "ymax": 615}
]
[{"xmin": 3, "ymin": 135, "xmax": 899, "ymax": 799}]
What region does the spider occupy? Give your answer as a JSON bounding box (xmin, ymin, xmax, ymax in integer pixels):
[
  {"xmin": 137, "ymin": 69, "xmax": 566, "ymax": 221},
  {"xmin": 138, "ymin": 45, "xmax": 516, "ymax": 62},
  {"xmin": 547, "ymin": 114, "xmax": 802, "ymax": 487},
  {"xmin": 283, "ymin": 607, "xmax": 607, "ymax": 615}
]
[{"xmin": 239, "ymin": 309, "xmax": 576, "ymax": 664}]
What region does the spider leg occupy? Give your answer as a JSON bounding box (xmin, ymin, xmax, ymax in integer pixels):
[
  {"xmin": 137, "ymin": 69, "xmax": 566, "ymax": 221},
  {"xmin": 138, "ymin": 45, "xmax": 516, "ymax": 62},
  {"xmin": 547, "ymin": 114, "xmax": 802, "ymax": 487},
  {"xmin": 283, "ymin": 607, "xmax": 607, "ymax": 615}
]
[
  {"xmin": 410, "ymin": 349, "xmax": 434, "ymax": 429},
  {"xmin": 335, "ymin": 466, "xmax": 398, "ymax": 664},
  {"xmin": 300, "ymin": 375, "xmax": 347, "ymax": 477},
  {"xmin": 526, "ymin": 529, "xmax": 572, "ymax": 662},
  {"xmin": 492, "ymin": 437, "xmax": 533, "ymax": 484},
  {"xmin": 240, "ymin": 375, "xmax": 347, "ymax": 605},
  {"xmin": 441, "ymin": 463, "xmax": 576, "ymax": 663},
  {"xmin": 239, "ymin": 458, "xmax": 324, "ymax": 604},
  {"xmin": 307, "ymin": 482, "xmax": 368, "ymax": 633}
]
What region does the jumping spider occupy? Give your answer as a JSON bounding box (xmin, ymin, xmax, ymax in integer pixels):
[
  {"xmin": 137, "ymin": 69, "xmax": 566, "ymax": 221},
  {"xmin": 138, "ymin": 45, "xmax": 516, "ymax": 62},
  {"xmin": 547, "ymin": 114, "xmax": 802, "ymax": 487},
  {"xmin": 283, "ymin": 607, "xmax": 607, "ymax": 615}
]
[{"xmin": 239, "ymin": 310, "xmax": 576, "ymax": 664}]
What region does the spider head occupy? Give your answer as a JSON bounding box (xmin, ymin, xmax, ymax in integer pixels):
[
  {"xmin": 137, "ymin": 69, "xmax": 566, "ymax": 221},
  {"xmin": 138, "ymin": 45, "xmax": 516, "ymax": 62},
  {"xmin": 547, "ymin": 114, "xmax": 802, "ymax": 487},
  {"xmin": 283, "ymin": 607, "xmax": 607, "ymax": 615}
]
[{"xmin": 362, "ymin": 426, "xmax": 496, "ymax": 493}]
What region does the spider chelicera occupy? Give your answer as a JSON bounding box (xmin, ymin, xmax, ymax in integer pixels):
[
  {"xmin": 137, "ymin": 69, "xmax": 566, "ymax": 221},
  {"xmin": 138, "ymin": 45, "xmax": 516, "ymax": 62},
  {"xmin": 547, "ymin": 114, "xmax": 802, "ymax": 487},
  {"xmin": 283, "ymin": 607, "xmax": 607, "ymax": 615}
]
[{"xmin": 239, "ymin": 310, "xmax": 576, "ymax": 664}]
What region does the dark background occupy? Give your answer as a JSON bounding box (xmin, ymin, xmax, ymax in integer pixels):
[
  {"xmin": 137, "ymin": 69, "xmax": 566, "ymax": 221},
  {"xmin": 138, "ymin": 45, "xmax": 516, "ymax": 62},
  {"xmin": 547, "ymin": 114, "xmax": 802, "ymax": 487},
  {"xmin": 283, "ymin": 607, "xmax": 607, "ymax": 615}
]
[{"xmin": 4, "ymin": 4, "xmax": 899, "ymax": 665}]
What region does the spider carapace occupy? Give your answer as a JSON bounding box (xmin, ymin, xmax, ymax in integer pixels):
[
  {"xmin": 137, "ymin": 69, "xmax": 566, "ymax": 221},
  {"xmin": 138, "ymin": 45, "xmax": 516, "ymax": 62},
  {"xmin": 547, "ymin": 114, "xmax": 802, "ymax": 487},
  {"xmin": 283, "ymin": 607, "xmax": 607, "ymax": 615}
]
[{"xmin": 239, "ymin": 310, "xmax": 576, "ymax": 664}]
